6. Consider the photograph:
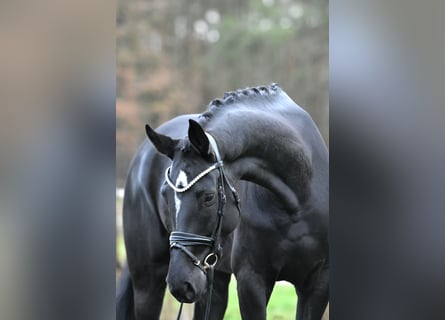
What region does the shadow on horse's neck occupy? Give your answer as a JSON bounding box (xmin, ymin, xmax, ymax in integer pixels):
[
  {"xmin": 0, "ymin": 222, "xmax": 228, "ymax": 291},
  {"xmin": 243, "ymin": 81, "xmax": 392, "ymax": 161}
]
[{"xmin": 205, "ymin": 112, "xmax": 313, "ymax": 213}]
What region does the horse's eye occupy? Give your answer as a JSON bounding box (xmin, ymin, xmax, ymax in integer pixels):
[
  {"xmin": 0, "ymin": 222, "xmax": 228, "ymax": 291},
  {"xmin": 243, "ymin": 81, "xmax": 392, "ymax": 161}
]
[{"xmin": 204, "ymin": 193, "xmax": 215, "ymax": 204}]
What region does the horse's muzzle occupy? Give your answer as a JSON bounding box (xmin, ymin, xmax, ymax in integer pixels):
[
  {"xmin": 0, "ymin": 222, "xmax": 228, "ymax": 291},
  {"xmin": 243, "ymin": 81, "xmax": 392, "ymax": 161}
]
[
  {"xmin": 166, "ymin": 250, "xmax": 207, "ymax": 303},
  {"xmin": 168, "ymin": 279, "xmax": 199, "ymax": 303}
]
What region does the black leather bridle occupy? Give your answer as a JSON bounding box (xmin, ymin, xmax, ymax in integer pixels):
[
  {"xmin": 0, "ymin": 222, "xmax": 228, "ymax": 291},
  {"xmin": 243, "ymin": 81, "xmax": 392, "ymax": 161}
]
[{"xmin": 165, "ymin": 133, "xmax": 241, "ymax": 320}]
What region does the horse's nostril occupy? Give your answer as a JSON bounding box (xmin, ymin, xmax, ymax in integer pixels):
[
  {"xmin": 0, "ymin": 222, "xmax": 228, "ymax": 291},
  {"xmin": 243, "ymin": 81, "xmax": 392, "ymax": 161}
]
[{"xmin": 184, "ymin": 281, "xmax": 196, "ymax": 300}]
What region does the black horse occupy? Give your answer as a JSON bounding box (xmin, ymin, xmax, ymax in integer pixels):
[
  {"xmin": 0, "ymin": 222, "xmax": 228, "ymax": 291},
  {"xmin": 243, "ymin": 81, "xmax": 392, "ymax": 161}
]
[{"xmin": 116, "ymin": 84, "xmax": 328, "ymax": 320}]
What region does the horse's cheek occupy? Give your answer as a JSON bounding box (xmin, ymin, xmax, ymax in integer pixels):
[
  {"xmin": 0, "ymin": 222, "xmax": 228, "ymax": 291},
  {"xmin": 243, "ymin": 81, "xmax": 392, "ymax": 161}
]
[{"xmin": 159, "ymin": 204, "xmax": 173, "ymax": 232}]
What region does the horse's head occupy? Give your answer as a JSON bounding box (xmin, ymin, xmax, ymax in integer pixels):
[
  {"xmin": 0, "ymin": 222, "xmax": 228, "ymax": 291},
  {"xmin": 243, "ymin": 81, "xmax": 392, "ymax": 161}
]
[{"xmin": 145, "ymin": 119, "xmax": 241, "ymax": 303}]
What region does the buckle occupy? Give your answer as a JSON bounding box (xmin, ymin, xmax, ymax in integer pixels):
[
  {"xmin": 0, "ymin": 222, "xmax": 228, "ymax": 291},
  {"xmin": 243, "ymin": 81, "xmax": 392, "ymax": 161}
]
[{"xmin": 203, "ymin": 253, "xmax": 218, "ymax": 269}]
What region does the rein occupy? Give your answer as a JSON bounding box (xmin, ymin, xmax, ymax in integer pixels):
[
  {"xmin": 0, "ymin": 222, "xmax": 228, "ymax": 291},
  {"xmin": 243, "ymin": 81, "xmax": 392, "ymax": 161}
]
[{"xmin": 165, "ymin": 133, "xmax": 241, "ymax": 320}]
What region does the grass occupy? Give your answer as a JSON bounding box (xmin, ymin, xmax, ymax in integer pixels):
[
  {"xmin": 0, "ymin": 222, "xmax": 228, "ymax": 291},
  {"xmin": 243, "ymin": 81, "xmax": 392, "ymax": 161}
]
[
  {"xmin": 225, "ymin": 277, "xmax": 297, "ymax": 319},
  {"xmin": 116, "ymin": 197, "xmax": 126, "ymax": 264}
]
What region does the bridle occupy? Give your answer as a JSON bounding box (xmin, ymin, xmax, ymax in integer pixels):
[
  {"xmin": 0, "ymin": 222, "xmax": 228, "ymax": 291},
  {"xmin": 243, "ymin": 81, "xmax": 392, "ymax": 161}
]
[{"xmin": 165, "ymin": 133, "xmax": 241, "ymax": 320}]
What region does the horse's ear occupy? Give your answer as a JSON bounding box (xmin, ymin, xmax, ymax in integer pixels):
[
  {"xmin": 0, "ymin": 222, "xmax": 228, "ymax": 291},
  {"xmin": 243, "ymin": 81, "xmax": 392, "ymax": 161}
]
[
  {"xmin": 145, "ymin": 124, "xmax": 178, "ymax": 159},
  {"xmin": 188, "ymin": 119, "xmax": 211, "ymax": 159}
]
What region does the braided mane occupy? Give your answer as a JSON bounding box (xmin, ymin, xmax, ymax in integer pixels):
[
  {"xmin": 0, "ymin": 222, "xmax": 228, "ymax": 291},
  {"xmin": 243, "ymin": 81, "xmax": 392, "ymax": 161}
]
[{"xmin": 202, "ymin": 83, "xmax": 283, "ymax": 119}]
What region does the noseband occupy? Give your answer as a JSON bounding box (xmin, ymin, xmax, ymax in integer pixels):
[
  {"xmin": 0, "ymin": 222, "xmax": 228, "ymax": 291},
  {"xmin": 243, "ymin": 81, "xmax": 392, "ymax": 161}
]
[{"xmin": 165, "ymin": 133, "xmax": 241, "ymax": 320}]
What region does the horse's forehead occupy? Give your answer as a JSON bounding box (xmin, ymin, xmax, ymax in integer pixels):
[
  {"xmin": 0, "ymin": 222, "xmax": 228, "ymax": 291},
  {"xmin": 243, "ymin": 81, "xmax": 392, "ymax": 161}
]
[
  {"xmin": 169, "ymin": 157, "xmax": 217, "ymax": 192},
  {"xmin": 171, "ymin": 155, "xmax": 205, "ymax": 178}
]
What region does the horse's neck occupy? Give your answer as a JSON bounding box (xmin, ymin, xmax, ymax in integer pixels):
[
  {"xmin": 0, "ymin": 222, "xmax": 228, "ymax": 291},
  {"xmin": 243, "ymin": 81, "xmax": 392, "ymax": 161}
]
[{"xmin": 209, "ymin": 111, "xmax": 312, "ymax": 212}]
